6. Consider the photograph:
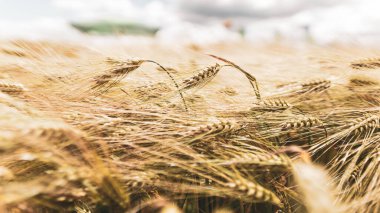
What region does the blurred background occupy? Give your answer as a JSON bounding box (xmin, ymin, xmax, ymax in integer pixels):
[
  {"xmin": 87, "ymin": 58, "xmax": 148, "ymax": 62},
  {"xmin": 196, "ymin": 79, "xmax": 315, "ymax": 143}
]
[{"xmin": 0, "ymin": 0, "xmax": 379, "ymax": 46}]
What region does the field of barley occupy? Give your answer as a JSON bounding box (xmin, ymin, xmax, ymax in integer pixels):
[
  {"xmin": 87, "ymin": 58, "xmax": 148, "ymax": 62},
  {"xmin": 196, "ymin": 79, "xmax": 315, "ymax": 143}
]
[{"xmin": 0, "ymin": 39, "xmax": 380, "ymax": 212}]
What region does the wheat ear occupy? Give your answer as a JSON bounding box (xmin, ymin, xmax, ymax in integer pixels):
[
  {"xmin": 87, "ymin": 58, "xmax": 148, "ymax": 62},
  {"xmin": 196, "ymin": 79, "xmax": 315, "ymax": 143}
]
[
  {"xmin": 281, "ymin": 116, "xmax": 322, "ymax": 130},
  {"xmin": 348, "ymin": 114, "xmax": 380, "ymax": 134},
  {"xmin": 254, "ymin": 99, "xmax": 291, "ymax": 112},
  {"xmin": 351, "ymin": 58, "xmax": 380, "ymax": 70},
  {"xmin": 226, "ymin": 179, "xmax": 282, "ymax": 206},
  {"xmin": 180, "ymin": 63, "xmax": 222, "ymax": 91},
  {"xmin": 0, "ymin": 80, "xmax": 26, "ymax": 93},
  {"xmin": 92, "ymin": 58, "xmax": 144, "ymax": 91},
  {"xmin": 349, "ymin": 75, "xmax": 378, "ymax": 86},
  {"xmin": 300, "ymin": 79, "xmax": 331, "ymax": 93},
  {"xmin": 221, "ymin": 152, "xmax": 291, "ymax": 168},
  {"xmin": 186, "ymin": 120, "xmax": 241, "ymax": 140}
]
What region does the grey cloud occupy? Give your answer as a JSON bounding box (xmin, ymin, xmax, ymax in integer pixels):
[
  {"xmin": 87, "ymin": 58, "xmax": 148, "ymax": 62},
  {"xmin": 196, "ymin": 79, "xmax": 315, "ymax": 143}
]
[{"xmin": 178, "ymin": 0, "xmax": 343, "ymax": 19}]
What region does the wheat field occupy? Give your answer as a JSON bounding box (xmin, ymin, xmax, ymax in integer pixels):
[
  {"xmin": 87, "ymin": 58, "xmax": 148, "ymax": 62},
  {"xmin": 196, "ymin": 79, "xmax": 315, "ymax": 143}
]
[{"xmin": 0, "ymin": 39, "xmax": 380, "ymax": 212}]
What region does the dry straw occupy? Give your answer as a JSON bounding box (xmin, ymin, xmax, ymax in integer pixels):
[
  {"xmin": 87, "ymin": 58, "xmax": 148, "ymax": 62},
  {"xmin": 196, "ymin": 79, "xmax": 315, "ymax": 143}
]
[{"xmin": 2, "ymin": 40, "xmax": 380, "ymax": 212}]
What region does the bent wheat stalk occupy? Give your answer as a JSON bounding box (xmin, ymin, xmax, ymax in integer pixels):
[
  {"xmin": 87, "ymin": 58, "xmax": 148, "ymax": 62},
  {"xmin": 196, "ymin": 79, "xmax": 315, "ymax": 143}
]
[
  {"xmin": 208, "ymin": 54, "xmax": 261, "ymax": 100},
  {"xmin": 92, "ymin": 57, "xmax": 188, "ymax": 111}
]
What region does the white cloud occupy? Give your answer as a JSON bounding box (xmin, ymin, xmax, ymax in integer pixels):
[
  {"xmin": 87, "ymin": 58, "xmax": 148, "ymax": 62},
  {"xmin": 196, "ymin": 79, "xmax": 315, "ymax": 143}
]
[
  {"xmin": 0, "ymin": 0, "xmax": 379, "ymax": 45},
  {"xmin": 156, "ymin": 22, "xmax": 241, "ymax": 45},
  {"xmin": 51, "ymin": 0, "xmax": 180, "ymax": 26},
  {"xmin": 245, "ymin": 0, "xmax": 380, "ymax": 45},
  {"xmin": 178, "ymin": 0, "xmax": 341, "ymax": 18}
]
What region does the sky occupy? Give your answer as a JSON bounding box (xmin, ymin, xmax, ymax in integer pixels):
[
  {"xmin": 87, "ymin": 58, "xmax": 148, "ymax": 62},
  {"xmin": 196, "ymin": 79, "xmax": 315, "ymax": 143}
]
[{"xmin": 0, "ymin": 0, "xmax": 379, "ymax": 45}]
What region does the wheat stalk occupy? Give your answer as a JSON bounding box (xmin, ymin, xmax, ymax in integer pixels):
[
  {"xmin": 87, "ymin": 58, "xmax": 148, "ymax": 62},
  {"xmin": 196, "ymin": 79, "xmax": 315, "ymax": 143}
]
[
  {"xmin": 3, "ymin": 39, "xmax": 380, "ymax": 212},
  {"xmin": 92, "ymin": 57, "xmax": 188, "ymax": 111},
  {"xmin": 208, "ymin": 54, "xmax": 261, "ymax": 100}
]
